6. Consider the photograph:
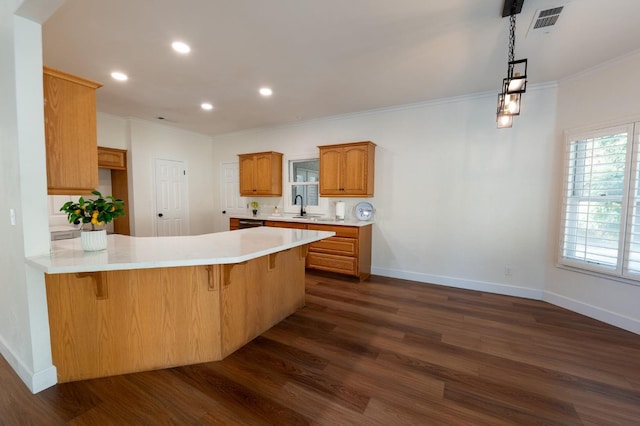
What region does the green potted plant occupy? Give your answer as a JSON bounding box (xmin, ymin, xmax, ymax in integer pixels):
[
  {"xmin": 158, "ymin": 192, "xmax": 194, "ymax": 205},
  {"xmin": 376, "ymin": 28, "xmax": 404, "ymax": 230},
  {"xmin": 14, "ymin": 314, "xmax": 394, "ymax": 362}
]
[
  {"xmin": 250, "ymin": 201, "xmax": 259, "ymax": 216},
  {"xmin": 60, "ymin": 190, "xmax": 125, "ymax": 251}
]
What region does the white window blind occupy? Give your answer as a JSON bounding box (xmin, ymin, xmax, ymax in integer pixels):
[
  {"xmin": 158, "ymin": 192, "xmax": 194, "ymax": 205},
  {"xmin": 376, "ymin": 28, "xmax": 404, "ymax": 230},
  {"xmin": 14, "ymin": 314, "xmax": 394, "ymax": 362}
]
[
  {"xmin": 624, "ymin": 124, "xmax": 640, "ymax": 277},
  {"xmin": 559, "ymin": 123, "xmax": 640, "ymax": 283}
]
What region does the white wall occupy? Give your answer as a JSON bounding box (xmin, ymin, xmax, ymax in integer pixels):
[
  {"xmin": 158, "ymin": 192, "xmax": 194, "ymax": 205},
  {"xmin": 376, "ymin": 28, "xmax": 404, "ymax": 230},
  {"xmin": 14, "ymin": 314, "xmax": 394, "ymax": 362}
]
[
  {"xmin": 0, "ymin": 0, "xmax": 59, "ymax": 393},
  {"xmin": 545, "ymin": 52, "xmax": 640, "ymax": 333},
  {"xmin": 212, "ymin": 86, "xmax": 558, "ymax": 298},
  {"xmin": 97, "ymin": 112, "xmax": 129, "ymax": 150},
  {"xmin": 93, "ymin": 114, "xmax": 216, "ymax": 237},
  {"xmin": 129, "ymin": 119, "xmax": 215, "ymax": 237}
]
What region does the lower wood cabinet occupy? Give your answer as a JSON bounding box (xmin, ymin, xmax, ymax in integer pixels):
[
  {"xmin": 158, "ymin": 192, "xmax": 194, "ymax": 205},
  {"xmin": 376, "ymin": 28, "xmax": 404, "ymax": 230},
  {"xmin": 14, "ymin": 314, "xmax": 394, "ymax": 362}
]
[
  {"xmin": 45, "ymin": 266, "xmax": 221, "ymax": 382},
  {"xmin": 307, "ymin": 223, "xmax": 372, "ymax": 281},
  {"xmin": 262, "ymin": 219, "xmax": 372, "ymax": 281},
  {"xmin": 45, "ymin": 247, "xmax": 307, "ymax": 382}
]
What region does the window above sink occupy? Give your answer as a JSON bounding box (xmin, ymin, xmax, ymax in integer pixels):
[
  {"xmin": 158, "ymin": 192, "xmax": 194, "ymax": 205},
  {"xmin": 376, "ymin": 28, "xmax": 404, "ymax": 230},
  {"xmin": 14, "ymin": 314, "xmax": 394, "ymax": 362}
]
[{"xmin": 285, "ymin": 154, "xmax": 328, "ymax": 216}]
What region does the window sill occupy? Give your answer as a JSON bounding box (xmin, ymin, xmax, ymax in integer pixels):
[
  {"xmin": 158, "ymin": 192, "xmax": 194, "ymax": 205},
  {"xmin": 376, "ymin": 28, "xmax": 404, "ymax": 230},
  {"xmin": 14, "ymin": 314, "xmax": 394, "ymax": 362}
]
[{"xmin": 556, "ymin": 262, "xmax": 640, "ymax": 288}]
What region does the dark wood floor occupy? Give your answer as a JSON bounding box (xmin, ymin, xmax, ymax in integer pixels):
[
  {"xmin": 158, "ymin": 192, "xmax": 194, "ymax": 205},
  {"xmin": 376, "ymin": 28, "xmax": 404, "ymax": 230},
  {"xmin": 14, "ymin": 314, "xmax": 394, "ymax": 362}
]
[{"xmin": 3, "ymin": 272, "xmax": 640, "ymax": 425}]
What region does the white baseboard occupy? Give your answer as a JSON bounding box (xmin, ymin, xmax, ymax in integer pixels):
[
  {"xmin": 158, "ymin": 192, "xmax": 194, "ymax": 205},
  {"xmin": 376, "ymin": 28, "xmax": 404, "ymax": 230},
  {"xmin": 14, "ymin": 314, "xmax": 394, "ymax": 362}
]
[
  {"xmin": 370, "ymin": 267, "xmax": 640, "ymax": 335},
  {"xmin": 371, "ymin": 266, "xmax": 544, "ymax": 300},
  {"xmin": 544, "ymin": 291, "xmax": 640, "ymax": 335},
  {"xmin": 0, "ymin": 336, "xmax": 57, "ymax": 394}
]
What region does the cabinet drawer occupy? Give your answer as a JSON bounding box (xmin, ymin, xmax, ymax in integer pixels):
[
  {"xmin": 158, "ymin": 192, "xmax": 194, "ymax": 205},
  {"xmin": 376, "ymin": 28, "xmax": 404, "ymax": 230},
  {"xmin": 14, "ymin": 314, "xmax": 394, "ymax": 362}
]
[
  {"xmin": 265, "ymin": 221, "xmax": 307, "ymax": 229},
  {"xmin": 307, "ymin": 223, "xmax": 358, "ymax": 238},
  {"xmin": 309, "ymin": 236, "xmax": 357, "ymax": 256},
  {"xmin": 307, "ymin": 252, "xmax": 357, "ymax": 276}
]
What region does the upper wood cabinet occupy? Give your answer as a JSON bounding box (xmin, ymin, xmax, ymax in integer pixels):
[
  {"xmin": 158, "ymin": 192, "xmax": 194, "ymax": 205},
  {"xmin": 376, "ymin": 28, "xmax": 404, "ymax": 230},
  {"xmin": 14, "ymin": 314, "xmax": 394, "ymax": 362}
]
[
  {"xmin": 44, "ymin": 67, "xmax": 102, "ymax": 195},
  {"xmin": 97, "ymin": 146, "xmax": 126, "ymax": 170},
  {"xmin": 318, "ymin": 141, "xmax": 376, "ymax": 197},
  {"xmin": 238, "ymin": 151, "xmax": 283, "ymax": 196}
]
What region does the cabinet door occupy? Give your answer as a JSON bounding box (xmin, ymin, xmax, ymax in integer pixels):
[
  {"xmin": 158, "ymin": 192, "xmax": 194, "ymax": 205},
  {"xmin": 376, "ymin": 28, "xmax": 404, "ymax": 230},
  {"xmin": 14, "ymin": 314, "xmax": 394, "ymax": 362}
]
[
  {"xmin": 319, "ymin": 147, "xmax": 344, "ymax": 196},
  {"xmin": 342, "ymin": 145, "xmax": 369, "ymax": 195},
  {"xmin": 44, "ymin": 69, "xmax": 101, "ymax": 195},
  {"xmin": 98, "ymin": 147, "xmax": 126, "ymax": 170},
  {"xmin": 238, "ymin": 155, "xmax": 256, "ymax": 196},
  {"xmin": 254, "ymin": 153, "xmax": 275, "ymax": 195},
  {"xmin": 238, "ymin": 152, "xmax": 282, "ymax": 196}
]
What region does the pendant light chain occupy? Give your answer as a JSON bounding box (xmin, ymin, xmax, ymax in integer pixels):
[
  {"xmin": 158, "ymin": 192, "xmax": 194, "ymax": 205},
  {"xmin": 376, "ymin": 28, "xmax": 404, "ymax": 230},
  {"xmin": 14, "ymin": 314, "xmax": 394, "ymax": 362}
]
[
  {"xmin": 508, "ymin": 12, "xmax": 516, "ymax": 66},
  {"xmin": 497, "ymin": 1, "xmax": 528, "ymax": 128}
]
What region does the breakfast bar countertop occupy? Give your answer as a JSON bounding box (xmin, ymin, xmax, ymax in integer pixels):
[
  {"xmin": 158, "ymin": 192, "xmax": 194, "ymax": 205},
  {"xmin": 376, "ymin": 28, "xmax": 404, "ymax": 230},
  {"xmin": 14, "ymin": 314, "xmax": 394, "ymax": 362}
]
[{"xmin": 26, "ymin": 227, "xmax": 334, "ymax": 274}]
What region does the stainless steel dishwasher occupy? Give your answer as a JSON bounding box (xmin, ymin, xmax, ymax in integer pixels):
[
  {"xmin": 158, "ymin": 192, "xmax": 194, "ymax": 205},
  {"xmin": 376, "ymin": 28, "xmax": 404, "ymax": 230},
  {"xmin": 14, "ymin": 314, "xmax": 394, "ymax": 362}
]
[{"xmin": 238, "ymin": 218, "xmax": 265, "ymax": 229}]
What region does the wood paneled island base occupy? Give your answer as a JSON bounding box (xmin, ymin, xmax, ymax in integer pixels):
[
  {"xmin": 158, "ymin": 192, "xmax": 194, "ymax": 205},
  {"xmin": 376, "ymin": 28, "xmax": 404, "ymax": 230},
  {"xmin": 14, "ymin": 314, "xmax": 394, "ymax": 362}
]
[{"xmin": 45, "ymin": 245, "xmax": 307, "ymax": 383}]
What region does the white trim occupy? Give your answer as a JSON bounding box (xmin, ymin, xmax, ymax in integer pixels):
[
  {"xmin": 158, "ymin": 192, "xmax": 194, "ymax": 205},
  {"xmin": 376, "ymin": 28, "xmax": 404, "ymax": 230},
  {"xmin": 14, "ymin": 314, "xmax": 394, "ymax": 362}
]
[
  {"xmin": 544, "ymin": 291, "xmax": 640, "ymax": 335},
  {"xmin": 371, "ymin": 266, "xmax": 640, "ymax": 336},
  {"xmin": 560, "ymin": 48, "xmax": 640, "ymax": 85},
  {"xmin": 371, "ymin": 266, "xmax": 544, "ymax": 300},
  {"xmin": 0, "ymin": 336, "xmax": 57, "ymax": 394}
]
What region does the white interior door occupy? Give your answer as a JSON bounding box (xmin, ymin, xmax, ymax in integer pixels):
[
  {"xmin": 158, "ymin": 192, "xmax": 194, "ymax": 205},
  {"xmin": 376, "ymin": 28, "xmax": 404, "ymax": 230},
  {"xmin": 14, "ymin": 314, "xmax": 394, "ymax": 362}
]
[
  {"xmin": 155, "ymin": 158, "xmax": 187, "ymax": 236},
  {"xmin": 219, "ymin": 161, "xmax": 245, "ymax": 229}
]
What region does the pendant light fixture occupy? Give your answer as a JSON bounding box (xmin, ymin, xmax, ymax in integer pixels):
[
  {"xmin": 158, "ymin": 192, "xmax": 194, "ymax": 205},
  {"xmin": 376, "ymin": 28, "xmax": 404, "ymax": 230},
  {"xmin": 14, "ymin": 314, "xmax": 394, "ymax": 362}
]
[{"xmin": 497, "ymin": 0, "xmax": 527, "ymax": 128}]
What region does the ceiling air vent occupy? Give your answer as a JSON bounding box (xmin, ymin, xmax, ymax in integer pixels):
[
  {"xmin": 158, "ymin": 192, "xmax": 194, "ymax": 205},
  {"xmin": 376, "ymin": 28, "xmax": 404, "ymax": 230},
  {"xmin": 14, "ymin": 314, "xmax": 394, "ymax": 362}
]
[
  {"xmin": 534, "ymin": 7, "xmax": 563, "ymax": 29},
  {"xmin": 527, "ymin": 4, "xmax": 566, "ymax": 36}
]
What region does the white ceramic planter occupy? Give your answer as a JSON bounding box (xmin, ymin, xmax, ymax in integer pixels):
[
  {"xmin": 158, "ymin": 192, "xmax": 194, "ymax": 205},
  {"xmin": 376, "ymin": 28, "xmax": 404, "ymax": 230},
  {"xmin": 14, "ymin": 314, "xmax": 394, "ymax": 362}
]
[{"xmin": 81, "ymin": 229, "xmax": 107, "ymax": 252}]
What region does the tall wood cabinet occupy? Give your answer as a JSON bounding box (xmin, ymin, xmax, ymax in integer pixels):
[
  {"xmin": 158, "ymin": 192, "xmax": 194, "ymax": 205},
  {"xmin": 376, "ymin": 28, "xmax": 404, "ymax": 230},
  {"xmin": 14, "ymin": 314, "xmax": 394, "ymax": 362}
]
[
  {"xmin": 43, "ymin": 67, "xmax": 102, "ymax": 195},
  {"xmin": 98, "ymin": 147, "xmax": 130, "ymax": 235},
  {"xmin": 238, "ymin": 151, "xmax": 283, "ymax": 196},
  {"xmin": 318, "ymin": 141, "xmax": 376, "ymax": 197}
]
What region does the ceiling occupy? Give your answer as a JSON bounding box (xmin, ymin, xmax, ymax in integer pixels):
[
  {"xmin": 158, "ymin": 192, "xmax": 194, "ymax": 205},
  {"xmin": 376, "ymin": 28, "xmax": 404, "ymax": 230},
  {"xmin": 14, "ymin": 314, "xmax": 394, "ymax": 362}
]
[{"xmin": 42, "ymin": 0, "xmax": 640, "ymax": 137}]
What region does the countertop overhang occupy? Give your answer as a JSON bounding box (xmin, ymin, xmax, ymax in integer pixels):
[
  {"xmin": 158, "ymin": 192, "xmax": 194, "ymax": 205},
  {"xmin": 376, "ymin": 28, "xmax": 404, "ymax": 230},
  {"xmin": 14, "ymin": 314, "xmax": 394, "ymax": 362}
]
[{"xmin": 26, "ymin": 227, "xmax": 334, "ymax": 274}]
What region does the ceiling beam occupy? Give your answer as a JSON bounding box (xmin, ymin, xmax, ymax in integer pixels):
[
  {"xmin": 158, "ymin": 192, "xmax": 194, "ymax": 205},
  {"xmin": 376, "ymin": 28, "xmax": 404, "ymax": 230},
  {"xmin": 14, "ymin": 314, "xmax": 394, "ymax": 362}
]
[{"xmin": 502, "ymin": 0, "xmax": 524, "ymax": 17}]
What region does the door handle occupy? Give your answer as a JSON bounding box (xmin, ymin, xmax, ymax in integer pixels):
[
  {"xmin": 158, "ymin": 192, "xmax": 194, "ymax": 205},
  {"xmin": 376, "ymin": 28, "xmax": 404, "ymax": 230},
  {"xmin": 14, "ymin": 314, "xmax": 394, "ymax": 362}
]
[
  {"xmin": 158, "ymin": 213, "xmax": 163, "ymax": 217},
  {"xmin": 222, "ymin": 210, "xmax": 226, "ymax": 214}
]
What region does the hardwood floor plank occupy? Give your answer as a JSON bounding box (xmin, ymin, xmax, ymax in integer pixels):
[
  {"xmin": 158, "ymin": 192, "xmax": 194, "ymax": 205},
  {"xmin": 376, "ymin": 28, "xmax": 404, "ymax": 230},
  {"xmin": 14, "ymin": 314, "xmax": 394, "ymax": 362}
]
[
  {"xmin": 233, "ymin": 339, "xmax": 371, "ymax": 413},
  {"xmin": 3, "ymin": 271, "xmax": 640, "ymax": 424},
  {"xmin": 365, "ymin": 398, "xmax": 513, "ymax": 426},
  {"xmin": 172, "ymin": 362, "xmax": 310, "ymax": 425}
]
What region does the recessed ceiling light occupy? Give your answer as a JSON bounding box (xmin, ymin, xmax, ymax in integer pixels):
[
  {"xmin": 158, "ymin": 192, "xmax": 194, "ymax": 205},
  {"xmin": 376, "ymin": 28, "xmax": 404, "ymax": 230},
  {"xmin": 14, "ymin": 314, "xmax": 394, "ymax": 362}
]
[
  {"xmin": 201, "ymin": 102, "xmax": 213, "ymax": 111},
  {"xmin": 171, "ymin": 41, "xmax": 191, "ymax": 54},
  {"xmin": 259, "ymin": 87, "xmax": 273, "ymax": 97},
  {"xmin": 110, "ymin": 71, "xmax": 128, "ymax": 81}
]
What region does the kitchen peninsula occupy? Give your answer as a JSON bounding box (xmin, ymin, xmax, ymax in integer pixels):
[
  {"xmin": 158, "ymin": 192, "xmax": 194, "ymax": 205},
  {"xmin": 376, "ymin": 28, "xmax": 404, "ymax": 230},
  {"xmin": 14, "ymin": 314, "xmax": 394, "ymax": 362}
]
[{"xmin": 27, "ymin": 227, "xmax": 333, "ymax": 382}]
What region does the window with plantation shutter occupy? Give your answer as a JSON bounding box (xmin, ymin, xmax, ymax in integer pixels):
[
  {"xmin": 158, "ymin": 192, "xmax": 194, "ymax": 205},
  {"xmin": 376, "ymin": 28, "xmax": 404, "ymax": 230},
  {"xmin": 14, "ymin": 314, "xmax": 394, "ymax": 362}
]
[{"xmin": 559, "ymin": 122, "xmax": 640, "ymax": 283}]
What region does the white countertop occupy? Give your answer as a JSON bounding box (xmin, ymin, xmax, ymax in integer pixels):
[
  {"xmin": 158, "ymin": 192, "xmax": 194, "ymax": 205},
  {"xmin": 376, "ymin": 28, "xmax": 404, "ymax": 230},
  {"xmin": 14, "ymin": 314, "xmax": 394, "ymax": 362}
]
[
  {"xmin": 231, "ymin": 213, "xmax": 374, "ymax": 227},
  {"xmin": 27, "ymin": 227, "xmax": 335, "ymax": 274}
]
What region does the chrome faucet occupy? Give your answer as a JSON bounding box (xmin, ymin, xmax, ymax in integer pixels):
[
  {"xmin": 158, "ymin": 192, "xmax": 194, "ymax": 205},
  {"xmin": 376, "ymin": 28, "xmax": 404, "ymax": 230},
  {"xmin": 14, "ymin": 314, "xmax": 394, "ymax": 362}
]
[{"xmin": 294, "ymin": 194, "xmax": 306, "ymax": 216}]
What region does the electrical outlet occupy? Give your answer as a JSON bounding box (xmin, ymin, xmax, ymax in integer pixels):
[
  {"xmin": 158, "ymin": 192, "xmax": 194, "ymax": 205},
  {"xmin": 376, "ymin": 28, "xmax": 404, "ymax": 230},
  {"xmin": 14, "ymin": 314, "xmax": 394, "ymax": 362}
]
[
  {"xmin": 9, "ymin": 208, "xmax": 16, "ymax": 226},
  {"xmin": 504, "ymin": 267, "xmax": 513, "ymax": 276}
]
